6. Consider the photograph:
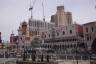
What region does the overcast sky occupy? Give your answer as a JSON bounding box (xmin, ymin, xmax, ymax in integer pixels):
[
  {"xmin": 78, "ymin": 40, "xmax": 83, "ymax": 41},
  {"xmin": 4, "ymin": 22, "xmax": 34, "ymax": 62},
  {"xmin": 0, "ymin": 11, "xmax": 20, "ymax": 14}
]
[{"xmin": 0, "ymin": 0, "xmax": 96, "ymax": 41}]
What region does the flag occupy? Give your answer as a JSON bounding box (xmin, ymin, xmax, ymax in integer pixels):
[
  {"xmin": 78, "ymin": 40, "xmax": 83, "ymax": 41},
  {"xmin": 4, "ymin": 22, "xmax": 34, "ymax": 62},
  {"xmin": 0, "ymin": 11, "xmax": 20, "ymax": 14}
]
[{"xmin": 29, "ymin": 7, "xmax": 33, "ymax": 11}]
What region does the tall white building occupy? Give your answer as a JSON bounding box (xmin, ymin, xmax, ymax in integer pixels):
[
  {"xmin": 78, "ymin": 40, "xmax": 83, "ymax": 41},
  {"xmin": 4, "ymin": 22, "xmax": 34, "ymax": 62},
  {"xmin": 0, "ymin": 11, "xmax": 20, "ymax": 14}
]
[
  {"xmin": 28, "ymin": 18, "xmax": 55, "ymax": 37},
  {"xmin": 51, "ymin": 6, "xmax": 73, "ymax": 27},
  {"xmin": 56, "ymin": 6, "xmax": 68, "ymax": 27},
  {"xmin": 65, "ymin": 12, "xmax": 73, "ymax": 25}
]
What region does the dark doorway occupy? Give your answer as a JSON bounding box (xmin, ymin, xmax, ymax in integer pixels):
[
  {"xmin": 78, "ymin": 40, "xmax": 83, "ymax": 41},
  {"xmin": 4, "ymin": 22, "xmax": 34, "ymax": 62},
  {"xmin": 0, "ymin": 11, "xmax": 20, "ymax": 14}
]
[{"xmin": 91, "ymin": 38, "xmax": 96, "ymax": 53}]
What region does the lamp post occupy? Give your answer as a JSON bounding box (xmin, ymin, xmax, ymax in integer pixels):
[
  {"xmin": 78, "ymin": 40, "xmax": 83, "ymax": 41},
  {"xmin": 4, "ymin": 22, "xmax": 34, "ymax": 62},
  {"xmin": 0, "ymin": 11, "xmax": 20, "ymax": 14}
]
[
  {"xmin": 22, "ymin": 36, "xmax": 27, "ymax": 61},
  {"xmin": 23, "ymin": 45, "xmax": 26, "ymax": 61},
  {"xmin": 76, "ymin": 42, "xmax": 78, "ymax": 64}
]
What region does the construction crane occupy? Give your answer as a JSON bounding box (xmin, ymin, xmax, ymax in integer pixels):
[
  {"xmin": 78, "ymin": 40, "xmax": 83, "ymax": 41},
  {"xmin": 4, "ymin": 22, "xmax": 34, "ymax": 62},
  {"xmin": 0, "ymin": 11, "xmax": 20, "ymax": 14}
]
[
  {"xmin": 42, "ymin": 0, "xmax": 45, "ymax": 21},
  {"xmin": 95, "ymin": 0, "xmax": 96, "ymax": 9},
  {"xmin": 29, "ymin": 0, "xmax": 37, "ymax": 19},
  {"xmin": 42, "ymin": 0, "xmax": 46, "ymax": 44}
]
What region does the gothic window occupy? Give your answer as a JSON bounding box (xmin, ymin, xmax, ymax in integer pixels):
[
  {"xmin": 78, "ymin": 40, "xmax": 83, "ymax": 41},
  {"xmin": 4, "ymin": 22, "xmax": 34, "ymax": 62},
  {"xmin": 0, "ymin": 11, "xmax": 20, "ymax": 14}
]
[
  {"xmin": 87, "ymin": 37, "xmax": 89, "ymax": 41},
  {"xmin": 91, "ymin": 27, "xmax": 94, "ymax": 32},
  {"xmin": 86, "ymin": 27, "xmax": 88, "ymax": 33},
  {"xmin": 63, "ymin": 31, "xmax": 65, "ymax": 35},
  {"xmin": 20, "ymin": 37, "xmax": 22, "ymax": 40},
  {"xmin": 49, "ymin": 34, "xmax": 50, "ymax": 38},
  {"xmin": 57, "ymin": 32, "xmax": 59, "ymax": 36},
  {"xmin": 70, "ymin": 30, "xmax": 72, "ymax": 34},
  {"xmin": 45, "ymin": 35, "xmax": 46, "ymax": 38}
]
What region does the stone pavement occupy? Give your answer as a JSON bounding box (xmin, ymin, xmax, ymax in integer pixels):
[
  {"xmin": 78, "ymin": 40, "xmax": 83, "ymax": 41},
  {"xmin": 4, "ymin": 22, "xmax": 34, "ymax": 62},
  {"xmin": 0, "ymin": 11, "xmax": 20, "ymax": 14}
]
[{"xmin": 0, "ymin": 58, "xmax": 17, "ymax": 64}]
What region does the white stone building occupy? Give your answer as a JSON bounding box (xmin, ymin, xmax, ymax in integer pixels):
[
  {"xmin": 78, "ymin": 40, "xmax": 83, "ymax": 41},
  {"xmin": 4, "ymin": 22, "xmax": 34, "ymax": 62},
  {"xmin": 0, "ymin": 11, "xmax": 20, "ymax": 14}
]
[
  {"xmin": 83, "ymin": 21, "xmax": 96, "ymax": 49},
  {"xmin": 43, "ymin": 24, "xmax": 83, "ymax": 40},
  {"xmin": 29, "ymin": 18, "xmax": 55, "ymax": 37}
]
